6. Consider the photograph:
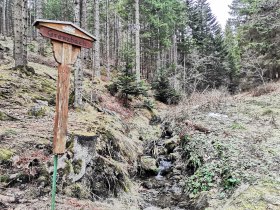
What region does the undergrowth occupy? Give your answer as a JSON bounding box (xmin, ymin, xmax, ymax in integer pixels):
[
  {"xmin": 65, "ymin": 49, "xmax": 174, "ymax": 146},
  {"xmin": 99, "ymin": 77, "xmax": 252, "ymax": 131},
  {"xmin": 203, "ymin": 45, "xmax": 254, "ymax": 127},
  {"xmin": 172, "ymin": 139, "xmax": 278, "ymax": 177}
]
[{"xmin": 180, "ymin": 134, "xmax": 240, "ymax": 197}]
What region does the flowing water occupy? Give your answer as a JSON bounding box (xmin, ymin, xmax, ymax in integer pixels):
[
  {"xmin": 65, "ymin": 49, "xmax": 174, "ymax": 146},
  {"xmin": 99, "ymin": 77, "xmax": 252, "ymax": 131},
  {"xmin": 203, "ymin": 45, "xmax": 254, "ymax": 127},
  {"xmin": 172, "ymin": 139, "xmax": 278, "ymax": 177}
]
[{"xmin": 155, "ymin": 160, "xmax": 172, "ymax": 180}]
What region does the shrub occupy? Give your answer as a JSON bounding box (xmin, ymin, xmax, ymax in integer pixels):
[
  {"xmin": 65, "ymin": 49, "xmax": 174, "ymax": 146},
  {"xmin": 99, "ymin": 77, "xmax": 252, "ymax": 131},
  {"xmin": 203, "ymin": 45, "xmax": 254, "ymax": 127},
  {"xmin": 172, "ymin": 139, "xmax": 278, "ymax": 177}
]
[
  {"xmin": 107, "ymin": 67, "xmax": 148, "ymax": 107},
  {"xmin": 143, "ymin": 98, "xmax": 155, "ymax": 110},
  {"xmin": 251, "ymin": 82, "xmax": 278, "ymax": 97},
  {"xmin": 186, "ymin": 166, "xmax": 215, "ymax": 195},
  {"xmin": 152, "ymin": 69, "xmax": 181, "ymax": 104},
  {"xmin": 221, "ymin": 166, "xmax": 240, "ymax": 190}
]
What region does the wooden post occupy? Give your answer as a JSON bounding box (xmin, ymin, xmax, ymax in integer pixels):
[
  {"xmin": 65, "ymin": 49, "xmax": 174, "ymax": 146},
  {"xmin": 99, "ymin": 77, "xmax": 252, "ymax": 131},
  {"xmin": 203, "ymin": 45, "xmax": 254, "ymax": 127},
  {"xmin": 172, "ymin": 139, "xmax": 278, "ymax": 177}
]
[
  {"xmin": 33, "ymin": 19, "xmax": 96, "ymax": 210},
  {"xmin": 33, "ymin": 20, "xmax": 96, "ymax": 154},
  {"xmin": 52, "ymin": 41, "xmax": 80, "ymax": 154}
]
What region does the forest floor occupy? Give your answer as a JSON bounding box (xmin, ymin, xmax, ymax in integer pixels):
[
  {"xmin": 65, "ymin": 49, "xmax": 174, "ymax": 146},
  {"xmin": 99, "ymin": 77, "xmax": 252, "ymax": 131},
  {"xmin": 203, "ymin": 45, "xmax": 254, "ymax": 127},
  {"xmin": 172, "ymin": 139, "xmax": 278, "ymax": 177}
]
[{"xmin": 1, "ymin": 38, "xmax": 280, "ymax": 210}]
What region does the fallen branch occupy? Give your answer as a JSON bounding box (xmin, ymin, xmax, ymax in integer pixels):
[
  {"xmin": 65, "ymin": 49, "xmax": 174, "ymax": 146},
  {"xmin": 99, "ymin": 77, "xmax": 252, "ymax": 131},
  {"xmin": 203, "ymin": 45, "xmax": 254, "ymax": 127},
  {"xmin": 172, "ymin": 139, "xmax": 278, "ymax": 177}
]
[{"xmin": 43, "ymin": 72, "xmax": 56, "ymax": 81}]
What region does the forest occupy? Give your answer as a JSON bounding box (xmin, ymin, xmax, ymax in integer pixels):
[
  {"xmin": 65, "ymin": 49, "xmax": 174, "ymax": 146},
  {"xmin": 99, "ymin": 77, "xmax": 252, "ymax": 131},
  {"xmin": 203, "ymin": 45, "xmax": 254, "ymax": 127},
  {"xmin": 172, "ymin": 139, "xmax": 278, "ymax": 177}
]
[
  {"xmin": 1, "ymin": 0, "xmax": 280, "ymax": 210},
  {"xmin": 1, "ymin": 0, "xmax": 280, "ymax": 99}
]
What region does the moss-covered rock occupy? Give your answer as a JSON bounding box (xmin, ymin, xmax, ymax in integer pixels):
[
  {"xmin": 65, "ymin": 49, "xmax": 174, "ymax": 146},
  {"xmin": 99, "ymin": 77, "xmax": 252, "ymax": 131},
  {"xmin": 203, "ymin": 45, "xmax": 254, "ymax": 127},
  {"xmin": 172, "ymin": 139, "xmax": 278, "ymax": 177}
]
[
  {"xmin": 64, "ymin": 183, "xmax": 91, "ymax": 199},
  {"xmin": 0, "ymin": 111, "xmax": 9, "ymax": 121},
  {"xmin": 164, "ymin": 135, "xmax": 180, "ymax": 152},
  {"xmin": 0, "ymin": 148, "xmax": 13, "ymax": 163},
  {"xmin": 28, "ymin": 104, "xmax": 47, "ymax": 117},
  {"xmin": 140, "ymin": 156, "xmax": 158, "ymax": 174},
  {"xmin": 0, "ymin": 174, "xmax": 9, "ymax": 183},
  {"xmin": 72, "ymin": 159, "xmax": 83, "ymax": 174}
]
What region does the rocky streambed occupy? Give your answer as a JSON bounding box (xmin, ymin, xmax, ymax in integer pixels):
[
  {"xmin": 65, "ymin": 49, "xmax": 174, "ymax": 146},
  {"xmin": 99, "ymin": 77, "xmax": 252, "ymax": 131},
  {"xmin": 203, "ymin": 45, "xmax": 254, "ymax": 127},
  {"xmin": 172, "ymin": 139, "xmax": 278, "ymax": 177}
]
[{"xmin": 138, "ymin": 125, "xmax": 191, "ymax": 210}]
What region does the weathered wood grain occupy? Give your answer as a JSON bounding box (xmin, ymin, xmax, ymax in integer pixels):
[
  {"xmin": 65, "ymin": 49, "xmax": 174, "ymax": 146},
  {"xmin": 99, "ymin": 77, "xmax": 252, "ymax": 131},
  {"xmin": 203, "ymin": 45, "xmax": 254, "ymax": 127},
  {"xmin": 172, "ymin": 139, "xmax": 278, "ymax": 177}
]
[{"xmin": 53, "ymin": 42, "xmax": 80, "ymax": 154}]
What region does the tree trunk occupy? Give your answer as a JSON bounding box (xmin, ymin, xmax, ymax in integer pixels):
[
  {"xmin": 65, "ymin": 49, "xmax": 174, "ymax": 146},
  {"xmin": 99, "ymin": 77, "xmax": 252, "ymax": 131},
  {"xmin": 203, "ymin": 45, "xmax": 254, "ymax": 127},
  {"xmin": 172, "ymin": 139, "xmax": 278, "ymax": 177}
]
[
  {"xmin": 7, "ymin": 0, "xmax": 13, "ymax": 37},
  {"xmin": 135, "ymin": 0, "xmax": 140, "ymax": 82},
  {"xmin": 173, "ymin": 33, "xmax": 178, "ymax": 90},
  {"xmin": 37, "ymin": 0, "xmax": 45, "ymax": 55},
  {"xmin": 183, "ymin": 54, "xmax": 186, "ymax": 92},
  {"xmin": 74, "ymin": 0, "xmax": 83, "ymax": 108},
  {"xmin": 106, "ymin": 0, "xmax": 110, "ymax": 79},
  {"xmin": 94, "ymin": 0, "xmax": 100, "ymax": 78},
  {"xmin": 2, "ymin": 0, "xmax": 6, "ymax": 38},
  {"xmin": 115, "ymin": 16, "xmax": 121, "ymax": 69},
  {"xmin": 81, "ymin": 0, "xmax": 87, "ymax": 29},
  {"xmin": 22, "ymin": 0, "xmax": 27, "ymax": 63},
  {"xmin": 14, "ymin": 0, "xmax": 27, "ymax": 67}
]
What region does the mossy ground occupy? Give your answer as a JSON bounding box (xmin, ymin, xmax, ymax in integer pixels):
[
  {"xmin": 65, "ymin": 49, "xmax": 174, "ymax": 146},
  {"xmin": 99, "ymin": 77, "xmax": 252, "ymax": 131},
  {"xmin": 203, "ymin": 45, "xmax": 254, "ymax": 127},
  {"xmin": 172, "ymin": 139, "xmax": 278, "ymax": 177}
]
[
  {"xmin": 0, "ymin": 38, "xmax": 161, "ymax": 209},
  {"xmin": 166, "ymin": 84, "xmax": 280, "ymax": 209},
  {"xmin": 1, "ymin": 38, "xmax": 280, "ymax": 210}
]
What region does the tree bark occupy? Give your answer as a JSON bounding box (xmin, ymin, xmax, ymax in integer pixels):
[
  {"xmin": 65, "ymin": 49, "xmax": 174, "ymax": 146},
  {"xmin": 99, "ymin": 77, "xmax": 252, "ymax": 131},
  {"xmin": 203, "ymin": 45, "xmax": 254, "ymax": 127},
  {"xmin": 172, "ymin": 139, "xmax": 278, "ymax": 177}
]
[
  {"xmin": 183, "ymin": 54, "xmax": 186, "ymax": 92},
  {"xmin": 37, "ymin": 0, "xmax": 45, "ymax": 55},
  {"xmin": 94, "ymin": 0, "xmax": 101, "ymax": 78},
  {"xmin": 13, "ymin": 0, "xmax": 27, "ymax": 67},
  {"xmin": 106, "ymin": 0, "xmax": 110, "ymax": 79},
  {"xmin": 73, "ymin": 0, "xmax": 84, "ymax": 108},
  {"xmin": 7, "ymin": 0, "xmax": 13, "ymax": 37},
  {"xmin": 22, "ymin": 0, "xmax": 27, "ymax": 63},
  {"xmin": 173, "ymin": 33, "xmax": 178, "ymax": 90},
  {"xmin": 135, "ymin": 0, "xmax": 140, "ymax": 82},
  {"xmin": 2, "ymin": 0, "xmax": 6, "ymax": 38}
]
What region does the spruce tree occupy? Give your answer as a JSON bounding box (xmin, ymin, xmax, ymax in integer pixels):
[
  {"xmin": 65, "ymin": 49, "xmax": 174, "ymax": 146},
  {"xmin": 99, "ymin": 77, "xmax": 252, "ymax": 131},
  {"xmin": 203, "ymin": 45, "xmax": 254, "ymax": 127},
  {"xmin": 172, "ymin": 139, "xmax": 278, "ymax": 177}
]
[{"xmin": 187, "ymin": 0, "xmax": 227, "ymax": 89}]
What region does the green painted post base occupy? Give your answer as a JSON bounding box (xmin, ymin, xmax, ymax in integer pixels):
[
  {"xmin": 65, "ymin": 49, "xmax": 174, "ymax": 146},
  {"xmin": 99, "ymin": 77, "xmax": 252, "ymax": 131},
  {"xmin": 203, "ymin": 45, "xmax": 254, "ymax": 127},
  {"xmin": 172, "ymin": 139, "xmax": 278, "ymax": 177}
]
[{"xmin": 51, "ymin": 154, "xmax": 58, "ymax": 210}]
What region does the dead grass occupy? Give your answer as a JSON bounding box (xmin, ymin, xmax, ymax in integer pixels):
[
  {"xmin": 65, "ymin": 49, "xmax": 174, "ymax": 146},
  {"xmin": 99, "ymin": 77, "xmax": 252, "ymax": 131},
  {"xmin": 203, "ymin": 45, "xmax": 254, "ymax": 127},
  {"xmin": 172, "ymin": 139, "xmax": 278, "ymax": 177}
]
[
  {"xmin": 164, "ymin": 87, "xmax": 230, "ymax": 122},
  {"xmin": 101, "ymin": 93, "xmax": 134, "ymax": 120},
  {"xmin": 251, "ymin": 82, "xmax": 279, "ymax": 97}
]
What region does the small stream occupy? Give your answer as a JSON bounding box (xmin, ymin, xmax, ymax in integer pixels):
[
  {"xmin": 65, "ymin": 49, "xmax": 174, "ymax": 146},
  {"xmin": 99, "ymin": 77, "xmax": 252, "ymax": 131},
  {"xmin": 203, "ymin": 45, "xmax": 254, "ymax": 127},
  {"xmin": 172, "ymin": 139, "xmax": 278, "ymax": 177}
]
[{"xmin": 155, "ymin": 160, "xmax": 172, "ymax": 180}]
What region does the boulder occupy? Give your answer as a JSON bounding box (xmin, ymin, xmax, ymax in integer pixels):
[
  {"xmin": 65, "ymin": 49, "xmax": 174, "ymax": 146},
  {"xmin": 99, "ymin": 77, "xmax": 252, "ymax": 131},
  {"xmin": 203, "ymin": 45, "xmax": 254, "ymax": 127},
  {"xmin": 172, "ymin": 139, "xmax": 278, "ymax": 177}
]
[
  {"xmin": 140, "ymin": 156, "xmax": 158, "ymax": 174},
  {"xmin": 28, "ymin": 102, "xmax": 48, "ymax": 117}
]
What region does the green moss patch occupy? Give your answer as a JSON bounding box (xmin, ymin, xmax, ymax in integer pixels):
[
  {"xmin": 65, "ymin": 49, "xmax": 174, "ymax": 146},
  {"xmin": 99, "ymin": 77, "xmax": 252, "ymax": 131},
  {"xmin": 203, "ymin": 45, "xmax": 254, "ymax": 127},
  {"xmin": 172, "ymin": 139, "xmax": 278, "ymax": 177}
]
[{"xmin": 0, "ymin": 148, "xmax": 14, "ymax": 163}]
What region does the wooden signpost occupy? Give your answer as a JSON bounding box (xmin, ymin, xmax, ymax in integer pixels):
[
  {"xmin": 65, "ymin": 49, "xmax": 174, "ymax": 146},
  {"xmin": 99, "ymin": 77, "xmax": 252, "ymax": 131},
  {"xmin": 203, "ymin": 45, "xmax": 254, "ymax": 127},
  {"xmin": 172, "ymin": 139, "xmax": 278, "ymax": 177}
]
[{"xmin": 33, "ymin": 19, "xmax": 96, "ymax": 210}]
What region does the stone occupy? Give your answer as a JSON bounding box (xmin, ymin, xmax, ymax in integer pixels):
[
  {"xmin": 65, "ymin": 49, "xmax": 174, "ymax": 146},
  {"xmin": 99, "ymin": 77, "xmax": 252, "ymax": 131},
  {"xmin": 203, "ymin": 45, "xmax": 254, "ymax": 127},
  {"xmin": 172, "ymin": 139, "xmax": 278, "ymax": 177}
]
[
  {"xmin": 175, "ymin": 164, "xmax": 183, "ymax": 170},
  {"xmin": 0, "ymin": 148, "xmax": 14, "ymax": 163},
  {"xmin": 194, "ymin": 191, "xmax": 209, "ymax": 210},
  {"xmin": 164, "ymin": 136, "xmax": 180, "ymax": 152},
  {"xmin": 64, "ymin": 183, "xmax": 91, "ymax": 199},
  {"xmin": 171, "ymin": 175, "xmax": 181, "ymax": 180},
  {"xmin": 169, "ymin": 152, "xmax": 180, "ymax": 161},
  {"xmin": 207, "ymin": 112, "xmax": 228, "ymax": 120},
  {"xmin": 143, "ymin": 207, "xmax": 162, "ymax": 210},
  {"xmin": 68, "ymin": 135, "xmax": 97, "ymax": 182},
  {"xmin": 140, "ymin": 156, "xmax": 158, "ymax": 173},
  {"xmin": 28, "ymin": 103, "xmax": 47, "ymax": 117},
  {"xmin": 48, "ymin": 134, "xmax": 97, "ymax": 183},
  {"xmin": 178, "ymin": 201, "xmax": 189, "ymax": 208},
  {"xmin": 158, "ymin": 146, "xmax": 168, "ymax": 156},
  {"xmin": 142, "ymin": 181, "xmax": 153, "ymax": 189},
  {"xmin": 35, "ymin": 100, "xmax": 48, "ymax": 107},
  {"xmin": 171, "ymin": 183, "xmax": 183, "ymax": 196},
  {"xmin": 172, "ymin": 169, "xmax": 182, "ymax": 176},
  {"xmin": 267, "ymin": 204, "xmax": 279, "ymax": 210},
  {"xmin": 263, "ymin": 195, "xmax": 280, "ymax": 206}
]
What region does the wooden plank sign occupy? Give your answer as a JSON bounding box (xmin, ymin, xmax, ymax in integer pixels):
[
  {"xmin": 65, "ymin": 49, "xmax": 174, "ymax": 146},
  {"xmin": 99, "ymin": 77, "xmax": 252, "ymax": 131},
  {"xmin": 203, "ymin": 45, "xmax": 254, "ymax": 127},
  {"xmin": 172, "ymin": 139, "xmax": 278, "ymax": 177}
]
[
  {"xmin": 39, "ymin": 26, "xmax": 93, "ymax": 49},
  {"xmin": 33, "ymin": 19, "xmax": 96, "ymax": 154}
]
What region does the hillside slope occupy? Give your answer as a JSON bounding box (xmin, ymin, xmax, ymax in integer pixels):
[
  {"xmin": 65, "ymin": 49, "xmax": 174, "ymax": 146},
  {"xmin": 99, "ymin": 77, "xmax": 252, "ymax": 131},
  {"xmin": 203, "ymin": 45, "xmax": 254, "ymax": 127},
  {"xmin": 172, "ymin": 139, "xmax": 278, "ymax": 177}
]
[{"xmin": 1, "ymin": 39, "xmax": 280, "ymax": 210}]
